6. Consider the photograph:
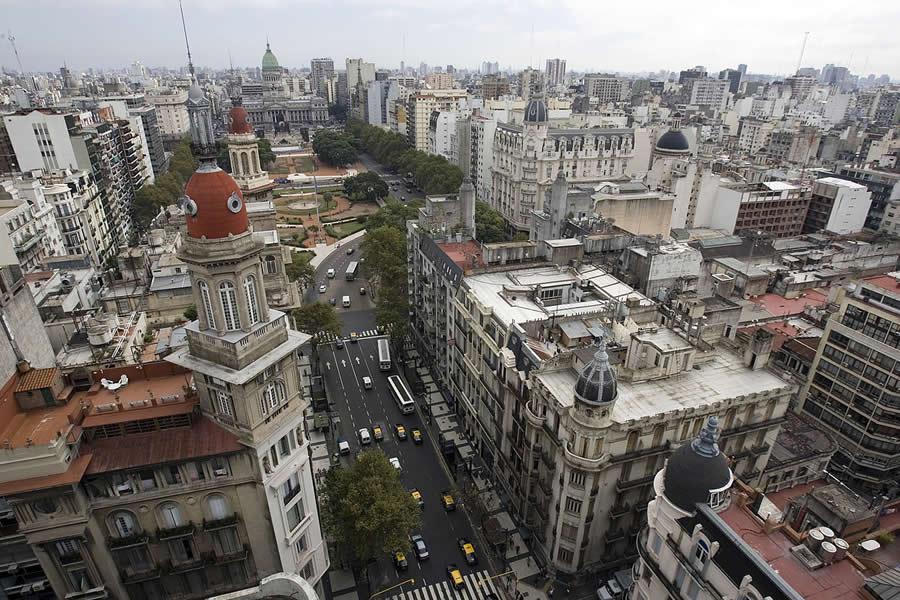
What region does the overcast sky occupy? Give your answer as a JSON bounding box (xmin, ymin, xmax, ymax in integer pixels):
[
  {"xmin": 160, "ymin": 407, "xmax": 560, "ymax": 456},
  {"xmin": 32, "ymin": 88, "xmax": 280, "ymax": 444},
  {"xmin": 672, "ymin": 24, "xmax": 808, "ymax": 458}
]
[{"xmin": 2, "ymin": 0, "xmax": 898, "ymax": 79}]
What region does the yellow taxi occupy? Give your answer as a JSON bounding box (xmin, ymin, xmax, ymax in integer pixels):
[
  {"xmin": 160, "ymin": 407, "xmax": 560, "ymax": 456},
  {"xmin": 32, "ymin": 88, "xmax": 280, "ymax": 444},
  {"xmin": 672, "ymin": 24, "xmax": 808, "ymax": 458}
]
[
  {"xmin": 412, "ymin": 429, "xmax": 423, "ymax": 444},
  {"xmin": 446, "ymin": 564, "xmax": 464, "ymax": 589},
  {"xmin": 410, "ymin": 488, "xmax": 424, "ymax": 509},
  {"xmin": 395, "ymin": 424, "xmax": 407, "ymax": 440},
  {"xmin": 441, "ymin": 490, "xmax": 456, "ymax": 511},
  {"xmin": 394, "ymin": 551, "xmax": 408, "ymax": 570},
  {"xmin": 458, "ymin": 537, "xmax": 477, "ymax": 564}
]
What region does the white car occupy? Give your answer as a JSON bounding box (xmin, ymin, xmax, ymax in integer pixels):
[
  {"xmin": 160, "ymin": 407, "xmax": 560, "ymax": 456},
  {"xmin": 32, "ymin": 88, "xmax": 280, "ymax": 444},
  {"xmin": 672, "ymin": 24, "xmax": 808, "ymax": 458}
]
[
  {"xmin": 358, "ymin": 428, "xmax": 372, "ymax": 445},
  {"xmin": 390, "ymin": 457, "xmax": 401, "ymax": 473},
  {"xmin": 362, "ymin": 376, "xmax": 372, "ymax": 390},
  {"xmin": 319, "ymin": 284, "xmax": 327, "ymax": 293}
]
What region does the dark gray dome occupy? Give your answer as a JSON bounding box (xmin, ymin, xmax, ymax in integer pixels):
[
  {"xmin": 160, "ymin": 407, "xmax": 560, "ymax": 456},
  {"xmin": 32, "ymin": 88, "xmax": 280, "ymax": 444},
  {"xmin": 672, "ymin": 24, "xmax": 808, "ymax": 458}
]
[
  {"xmin": 656, "ymin": 130, "xmax": 690, "ymax": 152},
  {"xmin": 663, "ymin": 416, "xmax": 732, "ymax": 512},
  {"xmin": 524, "ymin": 98, "xmax": 549, "ymax": 123},
  {"xmin": 574, "ymin": 345, "xmax": 617, "ymax": 406}
]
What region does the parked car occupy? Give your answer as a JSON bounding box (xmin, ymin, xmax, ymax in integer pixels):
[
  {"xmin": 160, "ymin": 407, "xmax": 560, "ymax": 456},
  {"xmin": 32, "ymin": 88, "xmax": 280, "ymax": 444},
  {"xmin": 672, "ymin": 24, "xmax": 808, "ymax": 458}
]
[
  {"xmin": 441, "ymin": 490, "xmax": 456, "ymax": 511},
  {"xmin": 410, "ymin": 488, "xmax": 424, "ymax": 509},
  {"xmin": 337, "ymin": 437, "xmax": 350, "ymax": 455},
  {"xmin": 390, "ymin": 456, "xmax": 402, "ymax": 474},
  {"xmin": 318, "ymin": 284, "xmax": 327, "ymax": 293},
  {"xmin": 346, "ymin": 247, "xmax": 354, "ymax": 255},
  {"xmin": 335, "ymin": 338, "xmax": 344, "ymax": 349},
  {"xmin": 394, "ymin": 551, "xmax": 408, "ymax": 570},
  {"xmin": 329, "ymin": 297, "xmax": 336, "ymax": 306}
]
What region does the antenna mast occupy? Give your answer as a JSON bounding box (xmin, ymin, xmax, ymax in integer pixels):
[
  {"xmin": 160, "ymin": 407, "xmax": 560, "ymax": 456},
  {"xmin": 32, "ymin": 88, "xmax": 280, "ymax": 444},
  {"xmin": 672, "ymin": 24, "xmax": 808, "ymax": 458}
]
[
  {"xmin": 795, "ymin": 31, "xmax": 810, "ymax": 75},
  {"xmin": 3, "ymin": 30, "xmax": 25, "ymax": 75},
  {"xmin": 178, "ymin": 0, "xmax": 194, "ymax": 77}
]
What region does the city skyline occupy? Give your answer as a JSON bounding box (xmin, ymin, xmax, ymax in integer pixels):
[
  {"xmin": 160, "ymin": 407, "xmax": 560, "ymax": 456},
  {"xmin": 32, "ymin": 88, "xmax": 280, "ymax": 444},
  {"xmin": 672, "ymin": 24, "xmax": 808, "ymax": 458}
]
[{"xmin": 1, "ymin": 0, "xmax": 898, "ymax": 79}]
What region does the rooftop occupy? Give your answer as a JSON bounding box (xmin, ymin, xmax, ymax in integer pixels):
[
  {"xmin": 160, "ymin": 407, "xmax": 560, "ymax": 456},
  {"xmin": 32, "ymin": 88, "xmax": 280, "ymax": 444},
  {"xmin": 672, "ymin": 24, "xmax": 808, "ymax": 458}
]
[
  {"xmin": 535, "ymin": 343, "xmax": 791, "ymax": 423},
  {"xmin": 864, "ymin": 272, "xmax": 900, "ymax": 295},
  {"xmin": 436, "ymin": 240, "xmax": 485, "ymax": 270},
  {"xmin": 816, "ymin": 177, "xmax": 867, "ymax": 190},
  {"xmin": 767, "ymin": 411, "xmax": 836, "ymax": 470},
  {"xmin": 747, "ymin": 291, "xmax": 829, "ymax": 318}
]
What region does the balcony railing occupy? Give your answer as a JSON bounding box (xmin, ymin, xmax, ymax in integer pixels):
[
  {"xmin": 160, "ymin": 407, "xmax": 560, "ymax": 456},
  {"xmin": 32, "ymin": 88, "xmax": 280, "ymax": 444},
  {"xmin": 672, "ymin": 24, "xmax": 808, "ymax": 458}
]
[
  {"xmin": 615, "ymin": 473, "xmax": 656, "ymax": 493},
  {"xmin": 721, "ymin": 415, "xmax": 786, "ymax": 439},
  {"xmin": 610, "ymin": 441, "xmax": 671, "ymax": 464},
  {"xmin": 609, "ymin": 503, "xmax": 630, "ymax": 518},
  {"xmin": 155, "ymin": 522, "xmax": 195, "ymax": 541},
  {"xmin": 204, "ymin": 545, "xmax": 250, "ymax": 565},
  {"xmin": 107, "ymin": 533, "xmax": 149, "ymax": 549},
  {"xmin": 203, "ymin": 514, "xmax": 240, "ymax": 531},
  {"xmin": 119, "ymin": 565, "xmax": 161, "ymax": 583}
]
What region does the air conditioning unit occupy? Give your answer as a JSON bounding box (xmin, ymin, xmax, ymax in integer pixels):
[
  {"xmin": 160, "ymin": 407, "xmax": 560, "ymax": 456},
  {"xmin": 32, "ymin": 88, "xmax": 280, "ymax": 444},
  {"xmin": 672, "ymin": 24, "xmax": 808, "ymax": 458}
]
[
  {"xmin": 95, "ymin": 403, "xmax": 118, "ymax": 413},
  {"xmin": 5, "ymin": 562, "xmax": 17, "ymax": 573},
  {"xmin": 129, "ymin": 399, "xmax": 150, "ymax": 409},
  {"xmin": 31, "ymin": 580, "xmax": 46, "ymax": 592}
]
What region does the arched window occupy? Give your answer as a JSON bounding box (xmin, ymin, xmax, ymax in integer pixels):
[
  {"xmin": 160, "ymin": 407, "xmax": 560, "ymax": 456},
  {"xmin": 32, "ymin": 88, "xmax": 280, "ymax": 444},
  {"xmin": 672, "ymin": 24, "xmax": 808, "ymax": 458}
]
[
  {"xmin": 219, "ymin": 282, "xmax": 241, "ymax": 331},
  {"xmin": 261, "ymin": 381, "xmax": 286, "ymax": 415},
  {"xmin": 199, "ymin": 281, "xmax": 216, "ymax": 330},
  {"xmin": 159, "ymin": 502, "xmax": 185, "ymax": 528},
  {"xmin": 111, "ymin": 511, "xmax": 137, "ymax": 538},
  {"xmin": 241, "ymin": 152, "xmax": 250, "ymax": 175},
  {"xmin": 265, "ymin": 255, "xmax": 278, "ymax": 274},
  {"xmin": 625, "ymin": 430, "xmax": 640, "ymax": 453},
  {"xmin": 207, "ymin": 494, "xmax": 229, "ymax": 520},
  {"xmin": 252, "ymin": 149, "xmax": 261, "ymax": 173},
  {"xmin": 231, "ymin": 151, "xmax": 240, "ymax": 175},
  {"xmin": 244, "ymin": 276, "xmax": 260, "ymax": 325}
]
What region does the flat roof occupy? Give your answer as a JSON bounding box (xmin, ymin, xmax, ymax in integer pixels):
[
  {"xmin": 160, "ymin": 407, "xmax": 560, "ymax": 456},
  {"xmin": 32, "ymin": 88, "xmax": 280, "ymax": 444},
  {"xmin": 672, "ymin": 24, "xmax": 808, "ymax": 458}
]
[
  {"xmin": 747, "ymin": 291, "xmax": 828, "ymax": 317},
  {"xmin": 0, "ymin": 454, "xmax": 92, "ymax": 495},
  {"xmin": 535, "ymin": 344, "xmax": 791, "ymax": 423},
  {"xmin": 763, "ymin": 181, "xmax": 800, "ymax": 191},
  {"xmin": 544, "ymin": 238, "xmax": 583, "ymax": 247},
  {"xmin": 816, "ymin": 177, "xmax": 866, "ymax": 189}
]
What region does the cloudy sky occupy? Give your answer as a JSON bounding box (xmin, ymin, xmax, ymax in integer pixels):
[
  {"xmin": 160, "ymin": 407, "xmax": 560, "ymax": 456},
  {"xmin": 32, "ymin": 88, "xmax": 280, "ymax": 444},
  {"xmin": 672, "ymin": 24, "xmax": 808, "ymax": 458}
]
[{"xmin": 2, "ymin": 0, "xmax": 898, "ymax": 78}]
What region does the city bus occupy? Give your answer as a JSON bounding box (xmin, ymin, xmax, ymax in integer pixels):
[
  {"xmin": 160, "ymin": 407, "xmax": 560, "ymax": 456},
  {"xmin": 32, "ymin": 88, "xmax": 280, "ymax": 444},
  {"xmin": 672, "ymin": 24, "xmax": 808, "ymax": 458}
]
[
  {"xmin": 345, "ymin": 261, "xmax": 359, "ymax": 281},
  {"xmin": 387, "ymin": 375, "xmax": 415, "ymax": 415},
  {"xmin": 377, "ymin": 338, "xmax": 391, "ymax": 371}
]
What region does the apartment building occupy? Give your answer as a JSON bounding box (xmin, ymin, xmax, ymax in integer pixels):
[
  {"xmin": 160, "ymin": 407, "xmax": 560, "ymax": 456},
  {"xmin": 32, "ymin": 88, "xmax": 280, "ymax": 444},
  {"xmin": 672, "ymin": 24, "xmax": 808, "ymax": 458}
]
[
  {"xmin": 829, "ymin": 164, "xmax": 900, "ymax": 230},
  {"xmin": 803, "ymin": 177, "xmax": 872, "ymax": 235},
  {"xmin": 309, "ymin": 58, "xmax": 334, "ymax": 99},
  {"xmin": 766, "ymin": 126, "xmax": 821, "ymax": 165},
  {"xmin": 425, "ymin": 72, "xmax": 453, "ymax": 90},
  {"xmin": 470, "ymin": 115, "xmax": 497, "ymax": 201},
  {"xmin": 583, "ymin": 75, "xmax": 624, "ymax": 104},
  {"xmin": 519, "ymin": 68, "xmax": 544, "ymax": 101},
  {"xmin": 146, "ymin": 89, "xmax": 190, "ymax": 143},
  {"xmin": 406, "ymin": 89, "xmax": 468, "ymax": 152},
  {"xmin": 688, "ymin": 78, "xmax": 729, "ymax": 109},
  {"xmin": 737, "ymin": 118, "xmax": 775, "ymax": 154},
  {"xmin": 481, "ymin": 75, "xmax": 510, "ymax": 101},
  {"xmin": 491, "ymin": 98, "xmax": 634, "ymax": 233},
  {"xmin": 41, "ymin": 169, "xmax": 113, "ymax": 267},
  {"xmin": 545, "ymin": 58, "xmax": 566, "ymax": 90},
  {"xmin": 719, "ymin": 181, "xmax": 811, "ymax": 239},
  {"xmin": 0, "ymin": 178, "xmax": 65, "ymax": 271},
  {"xmin": 800, "ymin": 274, "xmax": 900, "ymax": 496}
]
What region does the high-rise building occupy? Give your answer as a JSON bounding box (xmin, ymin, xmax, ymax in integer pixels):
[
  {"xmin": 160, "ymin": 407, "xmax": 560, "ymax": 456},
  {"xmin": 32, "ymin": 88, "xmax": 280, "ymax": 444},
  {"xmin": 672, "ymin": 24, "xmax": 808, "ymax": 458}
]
[
  {"xmin": 519, "ymin": 68, "xmax": 544, "ymax": 100},
  {"xmin": 406, "ymin": 89, "xmax": 468, "ymax": 152},
  {"xmin": 800, "ymin": 275, "xmax": 900, "ymax": 496},
  {"xmin": 718, "ymin": 68, "xmax": 742, "ymax": 94},
  {"xmin": 146, "ymin": 88, "xmax": 190, "ymax": 144},
  {"xmin": 689, "ymin": 78, "xmax": 729, "ymax": 109},
  {"xmin": 545, "ymin": 58, "xmax": 566, "ymax": 89},
  {"xmin": 309, "ymin": 58, "xmax": 334, "ymax": 98},
  {"xmin": 802, "ymin": 177, "xmax": 872, "ymax": 235},
  {"xmin": 424, "ymin": 72, "xmax": 453, "ymax": 90},
  {"xmin": 583, "ymin": 74, "xmax": 624, "ymax": 104},
  {"xmin": 481, "ymin": 75, "xmax": 510, "ymax": 100},
  {"xmin": 737, "ymin": 63, "xmax": 748, "ymax": 76}
]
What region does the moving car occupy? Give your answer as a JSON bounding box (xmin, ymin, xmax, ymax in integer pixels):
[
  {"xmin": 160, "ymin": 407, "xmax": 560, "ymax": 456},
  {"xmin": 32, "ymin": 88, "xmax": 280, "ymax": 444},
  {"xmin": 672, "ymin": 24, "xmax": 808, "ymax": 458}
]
[
  {"xmin": 335, "ymin": 338, "xmax": 344, "ymax": 349},
  {"xmin": 360, "ymin": 287, "xmax": 366, "ymax": 295},
  {"xmin": 412, "ymin": 429, "xmax": 423, "ymax": 444},
  {"xmin": 329, "ymin": 297, "xmax": 336, "ymax": 306},
  {"xmin": 457, "ymin": 538, "xmax": 477, "ymax": 565},
  {"xmin": 401, "ymin": 196, "xmax": 406, "ymax": 202},
  {"xmin": 337, "ymin": 437, "xmax": 350, "ymax": 455},
  {"xmin": 441, "ymin": 491, "xmax": 456, "ymax": 511},
  {"xmin": 319, "ymin": 284, "xmax": 327, "ymax": 293},
  {"xmin": 410, "ymin": 534, "xmax": 429, "ymax": 560},
  {"xmin": 363, "ymin": 376, "xmax": 373, "ymax": 390},
  {"xmin": 342, "ymin": 296, "xmax": 351, "ymax": 307},
  {"xmin": 394, "ymin": 424, "xmax": 407, "ymax": 440},
  {"xmin": 394, "ymin": 552, "xmax": 408, "ymax": 570},
  {"xmin": 410, "ymin": 488, "xmax": 424, "ymax": 509},
  {"xmin": 346, "ymin": 247, "xmax": 354, "ymax": 255},
  {"xmin": 446, "ymin": 564, "xmax": 464, "ymax": 590},
  {"xmin": 390, "ymin": 457, "xmax": 401, "ymax": 474},
  {"xmin": 349, "ymin": 332, "xmax": 358, "ymax": 343},
  {"xmin": 372, "ymin": 423, "xmax": 383, "ymax": 440},
  {"xmin": 327, "ymin": 268, "xmax": 335, "ymax": 278},
  {"xmin": 358, "ymin": 428, "xmax": 371, "ymax": 445}
]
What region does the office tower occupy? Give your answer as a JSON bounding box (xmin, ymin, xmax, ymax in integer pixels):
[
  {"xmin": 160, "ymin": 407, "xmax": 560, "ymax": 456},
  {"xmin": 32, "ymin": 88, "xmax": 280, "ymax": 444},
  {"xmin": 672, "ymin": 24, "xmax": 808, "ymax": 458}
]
[
  {"xmin": 545, "ymin": 58, "xmax": 567, "ymax": 89},
  {"xmin": 309, "ymin": 58, "xmax": 334, "ymax": 98},
  {"xmin": 718, "ymin": 68, "xmax": 742, "ymax": 94}
]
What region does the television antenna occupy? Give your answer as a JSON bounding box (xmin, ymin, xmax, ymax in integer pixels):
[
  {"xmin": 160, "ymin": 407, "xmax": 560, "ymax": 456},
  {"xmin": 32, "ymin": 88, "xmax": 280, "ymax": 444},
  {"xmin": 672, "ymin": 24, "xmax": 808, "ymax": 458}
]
[{"xmin": 1, "ymin": 30, "xmax": 25, "ymax": 74}]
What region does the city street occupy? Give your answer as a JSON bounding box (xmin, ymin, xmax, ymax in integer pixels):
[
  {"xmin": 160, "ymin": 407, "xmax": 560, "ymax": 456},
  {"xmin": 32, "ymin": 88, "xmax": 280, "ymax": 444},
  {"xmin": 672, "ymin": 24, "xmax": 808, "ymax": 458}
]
[
  {"xmin": 358, "ymin": 153, "xmax": 427, "ymax": 205},
  {"xmin": 308, "ymin": 235, "xmax": 504, "ymax": 600}
]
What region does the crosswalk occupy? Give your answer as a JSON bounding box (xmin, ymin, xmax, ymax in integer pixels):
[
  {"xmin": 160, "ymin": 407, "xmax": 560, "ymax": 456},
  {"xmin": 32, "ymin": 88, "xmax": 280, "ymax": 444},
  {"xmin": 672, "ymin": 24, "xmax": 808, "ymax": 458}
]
[
  {"xmin": 317, "ymin": 329, "xmax": 385, "ymax": 343},
  {"xmin": 387, "ymin": 570, "xmax": 502, "ymax": 600}
]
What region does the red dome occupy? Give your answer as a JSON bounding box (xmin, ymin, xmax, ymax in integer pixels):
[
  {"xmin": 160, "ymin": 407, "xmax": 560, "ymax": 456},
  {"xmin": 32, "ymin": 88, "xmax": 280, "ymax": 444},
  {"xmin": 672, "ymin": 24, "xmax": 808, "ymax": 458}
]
[
  {"xmin": 183, "ymin": 167, "xmax": 249, "ymax": 239},
  {"xmin": 228, "ymin": 107, "xmax": 253, "ymax": 135}
]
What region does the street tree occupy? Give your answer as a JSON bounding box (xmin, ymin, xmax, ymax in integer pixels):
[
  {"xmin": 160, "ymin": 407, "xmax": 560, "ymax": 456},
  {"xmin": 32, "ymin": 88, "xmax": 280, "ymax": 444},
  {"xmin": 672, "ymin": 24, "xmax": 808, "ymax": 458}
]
[
  {"xmin": 360, "ymin": 226, "xmax": 406, "ymax": 293},
  {"xmin": 343, "ymin": 171, "xmax": 388, "ymax": 202},
  {"xmin": 375, "ymin": 283, "xmax": 409, "ymax": 352},
  {"xmin": 365, "ymin": 198, "xmax": 422, "ymax": 232},
  {"xmin": 293, "ymin": 302, "xmax": 342, "ymax": 356},
  {"xmin": 474, "ymin": 201, "xmax": 506, "ymax": 243},
  {"xmin": 320, "ymin": 450, "xmax": 420, "ymax": 574},
  {"xmin": 285, "ymin": 252, "xmax": 315, "ymax": 289}
]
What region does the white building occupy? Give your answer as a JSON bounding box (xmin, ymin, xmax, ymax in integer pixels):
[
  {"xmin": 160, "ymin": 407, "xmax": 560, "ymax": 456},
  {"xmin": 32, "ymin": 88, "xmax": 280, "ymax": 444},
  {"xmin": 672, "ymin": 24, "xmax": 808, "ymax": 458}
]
[
  {"xmin": 428, "ymin": 110, "xmax": 458, "ymax": 161},
  {"xmin": 470, "ymin": 115, "xmax": 498, "ymax": 201},
  {"xmin": 0, "ymin": 177, "xmax": 64, "ymax": 270},
  {"xmin": 584, "ymin": 75, "xmax": 625, "ymax": 104},
  {"xmin": 146, "ymin": 88, "xmax": 190, "ymax": 141},
  {"xmin": 2, "ymin": 111, "xmax": 83, "ymax": 172},
  {"xmin": 805, "ymin": 177, "xmax": 872, "ymax": 235},
  {"xmin": 406, "ymin": 89, "xmax": 468, "ymax": 152},
  {"xmin": 545, "ymin": 58, "xmax": 567, "ymax": 90},
  {"xmin": 689, "ymin": 78, "xmax": 729, "ymax": 109}
]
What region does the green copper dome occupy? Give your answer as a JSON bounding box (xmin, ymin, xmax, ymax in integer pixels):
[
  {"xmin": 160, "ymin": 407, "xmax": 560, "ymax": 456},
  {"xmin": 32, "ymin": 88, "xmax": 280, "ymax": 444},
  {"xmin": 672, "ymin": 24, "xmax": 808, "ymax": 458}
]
[{"xmin": 262, "ymin": 42, "xmax": 280, "ymax": 71}]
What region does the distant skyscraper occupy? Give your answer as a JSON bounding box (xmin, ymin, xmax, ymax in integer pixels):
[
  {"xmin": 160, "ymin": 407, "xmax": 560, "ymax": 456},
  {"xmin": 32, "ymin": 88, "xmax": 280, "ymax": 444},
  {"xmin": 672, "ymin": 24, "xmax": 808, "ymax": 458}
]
[
  {"xmin": 718, "ymin": 68, "xmax": 742, "ymax": 94},
  {"xmin": 738, "ymin": 63, "xmax": 748, "ymax": 76},
  {"xmin": 310, "ymin": 57, "xmax": 334, "ymax": 99},
  {"xmin": 482, "ymin": 61, "xmax": 499, "ymax": 75},
  {"xmin": 545, "ymin": 58, "xmax": 567, "ymax": 89}
]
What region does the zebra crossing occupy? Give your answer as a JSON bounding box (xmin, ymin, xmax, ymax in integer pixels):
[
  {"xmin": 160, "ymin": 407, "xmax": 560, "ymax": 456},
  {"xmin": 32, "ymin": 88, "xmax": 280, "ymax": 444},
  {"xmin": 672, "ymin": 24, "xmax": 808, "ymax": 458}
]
[
  {"xmin": 317, "ymin": 329, "xmax": 385, "ymax": 343},
  {"xmin": 386, "ymin": 570, "xmax": 502, "ymax": 600}
]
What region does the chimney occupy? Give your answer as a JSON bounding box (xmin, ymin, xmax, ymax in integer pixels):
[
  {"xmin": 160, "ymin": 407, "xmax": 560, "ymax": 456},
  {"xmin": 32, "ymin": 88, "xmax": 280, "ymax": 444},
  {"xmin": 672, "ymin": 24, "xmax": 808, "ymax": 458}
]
[{"xmin": 743, "ymin": 328, "xmax": 775, "ymax": 370}]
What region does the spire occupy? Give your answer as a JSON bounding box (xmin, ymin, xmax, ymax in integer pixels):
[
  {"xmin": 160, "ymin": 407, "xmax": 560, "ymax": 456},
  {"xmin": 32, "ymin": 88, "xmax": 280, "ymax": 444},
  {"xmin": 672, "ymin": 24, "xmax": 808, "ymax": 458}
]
[
  {"xmin": 178, "ymin": 0, "xmax": 194, "ymax": 77},
  {"xmin": 691, "ymin": 416, "xmax": 721, "ymax": 458}
]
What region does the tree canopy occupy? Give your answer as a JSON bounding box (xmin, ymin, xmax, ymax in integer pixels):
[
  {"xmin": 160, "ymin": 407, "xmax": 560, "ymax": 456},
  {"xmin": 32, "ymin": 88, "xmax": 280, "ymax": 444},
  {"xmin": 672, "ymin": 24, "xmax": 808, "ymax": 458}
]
[
  {"xmin": 475, "ymin": 201, "xmax": 506, "ymax": 243},
  {"xmin": 293, "ymin": 301, "xmax": 342, "ymax": 355},
  {"xmin": 346, "ymin": 119, "xmax": 463, "ymax": 195},
  {"xmin": 285, "ymin": 251, "xmax": 315, "ymax": 289},
  {"xmin": 343, "ymin": 171, "xmax": 389, "ymax": 203},
  {"xmin": 313, "ymin": 130, "xmax": 358, "ymax": 167},
  {"xmin": 365, "ymin": 198, "xmax": 423, "ymax": 231},
  {"xmin": 361, "ymin": 226, "xmax": 409, "ymax": 350},
  {"xmin": 131, "ymin": 137, "xmax": 197, "ymax": 236},
  {"xmin": 320, "ymin": 450, "xmax": 420, "ymax": 573}
]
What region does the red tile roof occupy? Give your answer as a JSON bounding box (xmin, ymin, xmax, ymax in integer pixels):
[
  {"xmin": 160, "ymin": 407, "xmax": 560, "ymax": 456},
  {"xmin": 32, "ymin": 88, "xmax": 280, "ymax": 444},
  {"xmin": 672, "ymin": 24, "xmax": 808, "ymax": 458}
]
[
  {"xmin": 15, "ymin": 367, "xmax": 58, "ymax": 392},
  {"xmin": 0, "ymin": 454, "xmax": 92, "ymax": 495},
  {"xmin": 748, "ymin": 291, "xmax": 828, "ymax": 317},
  {"xmin": 865, "ymin": 274, "xmax": 900, "ymax": 294},
  {"xmin": 82, "ymin": 415, "xmax": 243, "ymax": 474}
]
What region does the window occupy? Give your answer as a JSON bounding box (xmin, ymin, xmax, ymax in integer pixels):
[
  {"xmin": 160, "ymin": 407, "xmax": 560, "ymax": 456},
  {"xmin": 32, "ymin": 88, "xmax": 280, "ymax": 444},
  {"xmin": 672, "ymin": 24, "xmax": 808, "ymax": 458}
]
[
  {"xmin": 164, "ymin": 465, "xmax": 182, "ymax": 485},
  {"xmin": 137, "ymin": 470, "xmax": 156, "ymax": 491},
  {"xmin": 56, "ymin": 539, "xmax": 79, "ymax": 558},
  {"xmin": 67, "ymin": 568, "xmax": 95, "ymax": 593},
  {"xmin": 207, "ymin": 494, "xmax": 228, "ymax": 520},
  {"xmin": 287, "ymin": 498, "xmax": 305, "ymax": 531},
  {"xmin": 122, "ymin": 546, "xmax": 152, "ymax": 571},
  {"xmin": 650, "ymin": 531, "xmax": 662, "ymax": 554},
  {"xmin": 674, "ymin": 565, "xmax": 686, "ymax": 589},
  {"xmin": 694, "ymin": 539, "xmax": 710, "ymax": 564},
  {"xmin": 216, "ymin": 390, "xmax": 235, "ymax": 419},
  {"xmin": 159, "ymin": 503, "xmax": 185, "ymax": 528},
  {"xmin": 556, "ymin": 547, "xmax": 574, "ymax": 564},
  {"xmin": 564, "ymin": 496, "xmax": 582, "ymax": 515},
  {"xmin": 265, "ymin": 255, "xmax": 278, "ymax": 274},
  {"xmin": 210, "ymin": 456, "xmax": 229, "ymax": 477},
  {"xmin": 686, "ymin": 578, "xmax": 700, "ymax": 600},
  {"xmin": 283, "ymin": 472, "xmax": 301, "ymax": 505},
  {"xmin": 561, "ymin": 522, "xmax": 578, "ymax": 542},
  {"xmin": 295, "ymin": 535, "xmax": 308, "ymax": 555},
  {"xmin": 261, "ymin": 381, "xmax": 286, "ymax": 415},
  {"xmin": 169, "ymin": 538, "xmax": 196, "ymax": 563},
  {"xmin": 244, "ymin": 276, "xmax": 260, "ymax": 325},
  {"xmin": 112, "ymin": 511, "xmax": 137, "ymax": 537},
  {"xmin": 302, "ymin": 560, "xmax": 315, "ymax": 580},
  {"xmin": 219, "ymin": 281, "xmax": 241, "ymax": 330},
  {"xmin": 213, "ymin": 526, "xmax": 241, "ymax": 555},
  {"xmin": 570, "ymin": 470, "xmax": 586, "ymax": 487},
  {"xmin": 185, "ymin": 462, "xmax": 205, "ymax": 482},
  {"xmin": 279, "ymin": 435, "xmax": 291, "ymax": 458}
]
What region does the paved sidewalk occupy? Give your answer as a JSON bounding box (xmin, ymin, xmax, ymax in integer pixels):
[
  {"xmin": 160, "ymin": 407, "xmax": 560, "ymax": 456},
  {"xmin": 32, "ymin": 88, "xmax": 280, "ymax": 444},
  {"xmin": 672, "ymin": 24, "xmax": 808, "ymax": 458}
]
[{"xmin": 300, "ymin": 229, "xmax": 368, "ymax": 270}]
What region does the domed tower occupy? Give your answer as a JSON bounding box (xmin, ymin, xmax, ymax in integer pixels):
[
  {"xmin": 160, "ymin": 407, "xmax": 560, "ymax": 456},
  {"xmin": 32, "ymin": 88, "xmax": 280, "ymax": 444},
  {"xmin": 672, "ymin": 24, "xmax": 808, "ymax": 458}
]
[
  {"xmin": 167, "ymin": 80, "xmax": 326, "ymax": 578},
  {"xmin": 523, "ymin": 96, "xmax": 549, "ymax": 128},
  {"xmin": 647, "ymin": 111, "xmax": 693, "ymax": 198},
  {"xmin": 226, "ymin": 100, "xmax": 274, "ymax": 203},
  {"xmin": 572, "ymin": 343, "xmax": 618, "ymax": 431},
  {"xmin": 261, "ymin": 41, "xmax": 282, "ymax": 92}
]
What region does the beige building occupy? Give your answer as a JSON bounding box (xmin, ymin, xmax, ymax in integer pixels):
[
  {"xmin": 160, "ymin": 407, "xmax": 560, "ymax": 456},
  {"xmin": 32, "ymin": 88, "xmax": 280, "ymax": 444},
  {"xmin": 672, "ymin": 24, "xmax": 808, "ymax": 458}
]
[
  {"xmin": 590, "ymin": 182, "xmax": 674, "ymax": 238},
  {"xmin": 425, "ymin": 72, "xmax": 453, "ymax": 90},
  {"xmin": 406, "ymin": 89, "xmax": 468, "ymax": 152},
  {"xmin": 146, "ymin": 89, "xmax": 190, "ymax": 142},
  {"xmin": 491, "ymin": 98, "xmax": 634, "ymax": 233}
]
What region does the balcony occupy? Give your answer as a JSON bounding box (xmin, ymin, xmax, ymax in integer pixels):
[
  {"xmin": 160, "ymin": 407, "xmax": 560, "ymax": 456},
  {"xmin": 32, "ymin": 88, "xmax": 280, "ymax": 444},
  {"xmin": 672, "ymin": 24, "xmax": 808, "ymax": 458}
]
[
  {"xmin": 524, "ymin": 401, "xmax": 545, "ymax": 427},
  {"xmin": 119, "ymin": 565, "xmax": 161, "ymax": 583},
  {"xmin": 538, "ymin": 478, "xmax": 553, "ymax": 496},
  {"xmin": 721, "ymin": 415, "xmax": 786, "ymax": 439},
  {"xmin": 609, "ymin": 503, "xmax": 630, "ymax": 519},
  {"xmin": 165, "ymin": 557, "xmax": 204, "ymax": 574},
  {"xmin": 610, "ymin": 441, "xmax": 671, "ymax": 464},
  {"xmin": 541, "ymin": 450, "xmax": 555, "ymax": 469},
  {"xmin": 729, "ymin": 447, "xmax": 752, "ymax": 460},
  {"xmin": 107, "ymin": 533, "xmax": 149, "ymax": 550},
  {"xmin": 563, "ymin": 440, "xmax": 607, "ymax": 471},
  {"xmin": 203, "ymin": 514, "xmax": 240, "ymax": 531},
  {"xmin": 155, "ymin": 522, "xmax": 195, "ymax": 541},
  {"xmin": 605, "ymin": 528, "xmax": 625, "ymax": 543},
  {"xmin": 204, "ymin": 545, "xmax": 250, "ymax": 565},
  {"xmin": 615, "ymin": 473, "xmax": 656, "ymax": 493},
  {"xmin": 542, "ymin": 423, "xmax": 560, "ymax": 447},
  {"xmin": 634, "ymin": 498, "xmax": 649, "ymax": 513}
]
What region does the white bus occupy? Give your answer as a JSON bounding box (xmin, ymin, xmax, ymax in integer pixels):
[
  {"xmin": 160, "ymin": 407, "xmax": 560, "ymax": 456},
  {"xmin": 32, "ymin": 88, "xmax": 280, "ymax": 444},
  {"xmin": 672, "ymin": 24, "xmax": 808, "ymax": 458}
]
[
  {"xmin": 377, "ymin": 338, "xmax": 391, "ymax": 371},
  {"xmin": 387, "ymin": 375, "xmax": 415, "ymax": 415}
]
